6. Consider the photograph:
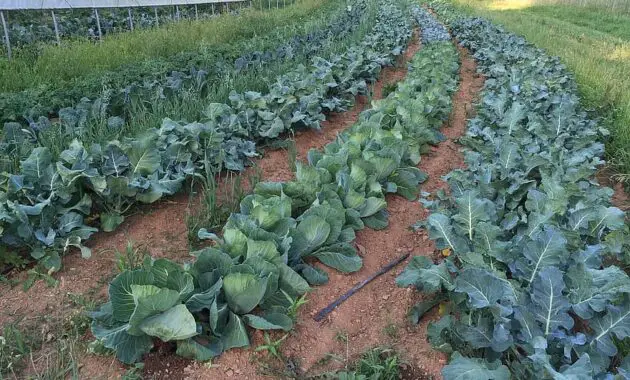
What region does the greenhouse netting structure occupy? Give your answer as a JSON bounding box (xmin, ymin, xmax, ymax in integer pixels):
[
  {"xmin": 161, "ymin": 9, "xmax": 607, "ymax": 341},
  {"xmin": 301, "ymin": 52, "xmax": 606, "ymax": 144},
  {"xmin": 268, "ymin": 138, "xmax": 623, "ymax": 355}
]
[{"xmin": 1, "ymin": 0, "xmax": 250, "ymax": 59}]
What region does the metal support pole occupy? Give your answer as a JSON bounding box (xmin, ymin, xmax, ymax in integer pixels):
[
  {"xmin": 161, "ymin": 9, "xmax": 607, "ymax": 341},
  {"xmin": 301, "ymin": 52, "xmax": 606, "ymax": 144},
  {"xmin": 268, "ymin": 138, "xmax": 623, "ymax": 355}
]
[
  {"xmin": 195, "ymin": 5, "xmax": 199, "ymax": 20},
  {"xmin": 268, "ymin": 0, "xmax": 271, "ymax": 9},
  {"xmin": 127, "ymin": 8, "xmax": 133, "ymax": 31},
  {"xmin": 94, "ymin": 8, "xmax": 102, "ymax": 41},
  {"xmin": 154, "ymin": 7, "xmax": 159, "ymax": 27},
  {"xmin": 0, "ymin": 11, "xmax": 11, "ymax": 60},
  {"xmin": 176, "ymin": 5, "xmax": 180, "ymax": 20},
  {"xmin": 51, "ymin": 10, "xmax": 60, "ymax": 45},
  {"xmin": 211, "ymin": 3, "xmax": 215, "ymax": 15},
  {"xmin": 276, "ymin": 0, "xmax": 279, "ymax": 8}
]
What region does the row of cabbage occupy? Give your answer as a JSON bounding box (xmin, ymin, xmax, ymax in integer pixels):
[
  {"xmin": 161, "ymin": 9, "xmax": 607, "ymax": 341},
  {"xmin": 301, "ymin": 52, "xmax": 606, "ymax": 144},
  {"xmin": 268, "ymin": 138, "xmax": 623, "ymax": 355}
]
[
  {"xmin": 0, "ymin": 1, "xmax": 409, "ymax": 272},
  {"xmin": 89, "ymin": 19, "xmax": 461, "ymax": 364},
  {"xmin": 0, "ymin": 0, "xmax": 369, "ymax": 163},
  {"xmin": 396, "ymin": 4, "xmax": 629, "ymax": 379}
]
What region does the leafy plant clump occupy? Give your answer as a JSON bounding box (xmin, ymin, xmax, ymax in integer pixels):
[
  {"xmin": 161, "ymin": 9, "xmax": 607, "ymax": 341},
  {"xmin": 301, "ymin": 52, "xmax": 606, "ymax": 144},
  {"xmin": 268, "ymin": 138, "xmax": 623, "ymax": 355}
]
[
  {"xmin": 0, "ymin": 0, "xmax": 412, "ymax": 272},
  {"xmin": 413, "ymin": 7, "xmax": 450, "ymax": 43},
  {"xmin": 89, "ymin": 21, "xmax": 461, "ymax": 364},
  {"xmin": 398, "ymin": 3, "xmax": 630, "ymax": 379},
  {"xmin": 318, "ymin": 347, "xmax": 403, "ymax": 380}
]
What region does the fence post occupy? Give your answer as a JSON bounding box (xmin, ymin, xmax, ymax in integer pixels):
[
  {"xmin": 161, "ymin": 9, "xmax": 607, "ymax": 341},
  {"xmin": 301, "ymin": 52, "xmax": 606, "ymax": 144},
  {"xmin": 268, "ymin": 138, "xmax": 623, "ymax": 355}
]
[
  {"xmin": 176, "ymin": 5, "xmax": 180, "ymax": 20},
  {"xmin": 0, "ymin": 11, "xmax": 10, "ymax": 60},
  {"xmin": 195, "ymin": 4, "xmax": 199, "ymax": 20},
  {"xmin": 51, "ymin": 10, "xmax": 61, "ymax": 45},
  {"xmin": 154, "ymin": 7, "xmax": 159, "ymax": 26},
  {"xmin": 127, "ymin": 8, "xmax": 133, "ymax": 30},
  {"xmin": 94, "ymin": 8, "xmax": 102, "ymax": 41},
  {"xmin": 211, "ymin": 3, "xmax": 215, "ymax": 15}
]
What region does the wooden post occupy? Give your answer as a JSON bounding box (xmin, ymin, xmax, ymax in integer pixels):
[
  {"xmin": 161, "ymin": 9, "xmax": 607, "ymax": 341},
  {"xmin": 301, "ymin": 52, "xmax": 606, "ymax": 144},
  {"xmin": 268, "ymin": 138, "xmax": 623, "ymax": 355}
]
[
  {"xmin": 51, "ymin": 10, "xmax": 61, "ymax": 45},
  {"xmin": 154, "ymin": 7, "xmax": 159, "ymax": 27},
  {"xmin": 94, "ymin": 8, "xmax": 102, "ymax": 41},
  {"xmin": 0, "ymin": 11, "xmax": 10, "ymax": 60},
  {"xmin": 127, "ymin": 8, "xmax": 133, "ymax": 31}
]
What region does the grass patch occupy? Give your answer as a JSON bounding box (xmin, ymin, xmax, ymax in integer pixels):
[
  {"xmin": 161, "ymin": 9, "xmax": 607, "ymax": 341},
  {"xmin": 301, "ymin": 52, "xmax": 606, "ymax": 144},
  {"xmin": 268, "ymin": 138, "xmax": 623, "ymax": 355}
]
[
  {"xmin": 383, "ymin": 323, "xmax": 399, "ymax": 340},
  {"xmin": 0, "ymin": 275, "xmax": 111, "ymax": 379},
  {"xmin": 186, "ymin": 165, "xmax": 263, "ymax": 246},
  {"xmin": 533, "ymin": 0, "xmax": 630, "ymax": 14},
  {"xmin": 451, "ymin": 0, "xmax": 630, "ymax": 183},
  {"xmin": 0, "ymin": 0, "xmax": 326, "ymax": 92},
  {"xmin": 313, "ymin": 347, "xmax": 403, "ymax": 380},
  {"xmin": 114, "ymin": 241, "xmax": 149, "ymax": 272},
  {"xmin": 0, "ymin": 323, "xmax": 32, "ymax": 377},
  {"xmin": 526, "ymin": 4, "xmax": 630, "ymax": 40}
]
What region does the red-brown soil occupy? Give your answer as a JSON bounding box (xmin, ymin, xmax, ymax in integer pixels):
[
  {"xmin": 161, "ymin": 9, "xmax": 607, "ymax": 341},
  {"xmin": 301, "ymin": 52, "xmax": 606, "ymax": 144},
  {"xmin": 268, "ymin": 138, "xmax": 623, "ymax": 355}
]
[{"xmin": 597, "ymin": 169, "xmax": 630, "ymax": 211}]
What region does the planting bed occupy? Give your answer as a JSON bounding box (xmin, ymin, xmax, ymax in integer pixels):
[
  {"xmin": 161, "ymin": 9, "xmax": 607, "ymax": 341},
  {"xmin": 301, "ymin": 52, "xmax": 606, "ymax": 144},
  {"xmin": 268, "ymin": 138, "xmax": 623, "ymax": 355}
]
[{"xmin": 0, "ymin": 1, "xmax": 628, "ymax": 379}]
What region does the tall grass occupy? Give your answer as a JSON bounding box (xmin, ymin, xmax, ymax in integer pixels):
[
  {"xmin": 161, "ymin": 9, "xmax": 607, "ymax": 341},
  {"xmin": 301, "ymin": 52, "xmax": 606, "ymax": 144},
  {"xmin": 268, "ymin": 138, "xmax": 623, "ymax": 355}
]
[
  {"xmin": 452, "ymin": 0, "xmax": 630, "ymax": 183},
  {"xmin": 525, "ymin": 5, "xmax": 630, "ymax": 40},
  {"xmin": 475, "ymin": 0, "xmax": 630, "ymax": 13},
  {"xmin": 0, "ymin": 0, "xmax": 321, "ymax": 92},
  {"xmin": 532, "ymin": 0, "xmax": 630, "ymax": 14}
]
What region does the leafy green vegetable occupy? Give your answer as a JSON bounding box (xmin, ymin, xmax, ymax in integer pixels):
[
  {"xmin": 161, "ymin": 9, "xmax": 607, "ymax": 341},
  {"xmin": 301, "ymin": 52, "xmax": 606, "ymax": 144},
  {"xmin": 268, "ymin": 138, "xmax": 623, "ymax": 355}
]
[{"xmin": 398, "ymin": 3, "xmax": 630, "ymax": 378}]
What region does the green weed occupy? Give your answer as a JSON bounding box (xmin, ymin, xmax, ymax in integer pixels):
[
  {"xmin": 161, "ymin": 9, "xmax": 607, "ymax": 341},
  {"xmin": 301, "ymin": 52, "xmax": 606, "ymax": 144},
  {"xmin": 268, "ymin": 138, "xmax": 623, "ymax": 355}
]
[
  {"xmin": 255, "ymin": 332, "xmax": 289, "ymax": 359},
  {"xmin": 354, "ymin": 348, "xmax": 401, "ymax": 380},
  {"xmin": 28, "ymin": 338, "xmax": 81, "ymax": 380},
  {"xmin": 186, "ymin": 162, "xmax": 262, "ymax": 245},
  {"xmin": 23, "ymin": 268, "xmax": 59, "ymax": 291},
  {"xmin": 122, "ymin": 363, "xmax": 145, "ymax": 380},
  {"xmin": 311, "ymin": 347, "xmax": 403, "ymax": 380},
  {"xmin": 115, "ymin": 241, "xmax": 148, "ymax": 272},
  {"xmin": 287, "ymin": 138, "xmax": 298, "ymax": 173},
  {"xmin": 0, "ymin": 324, "xmax": 31, "ymax": 377},
  {"xmin": 383, "ymin": 323, "xmax": 399, "ymax": 340},
  {"xmin": 285, "ymin": 292, "xmax": 309, "ymax": 321}
]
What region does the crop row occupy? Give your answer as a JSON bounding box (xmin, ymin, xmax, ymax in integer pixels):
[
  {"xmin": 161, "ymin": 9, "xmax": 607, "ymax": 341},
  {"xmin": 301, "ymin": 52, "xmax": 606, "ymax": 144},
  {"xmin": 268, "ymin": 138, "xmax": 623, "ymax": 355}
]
[
  {"xmin": 398, "ymin": 3, "xmax": 629, "ymax": 379},
  {"xmin": 88, "ymin": 9, "xmax": 461, "ymax": 363},
  {"xmin": 0, "ymin": 0, "xmax": 409, "ymax": 272},
  {"xmin": 0, "ymin": 0, "xmax": 369, "ymax": 167}
]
